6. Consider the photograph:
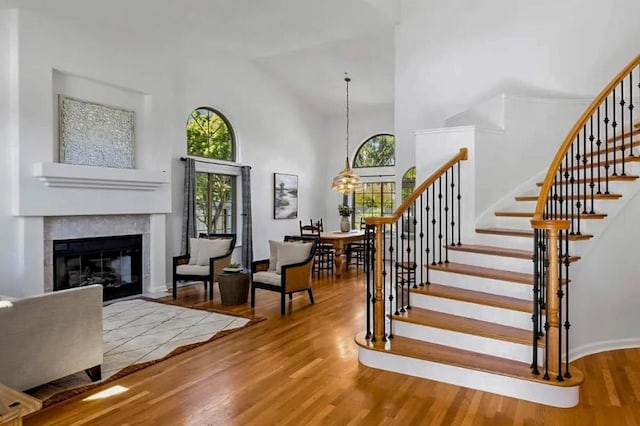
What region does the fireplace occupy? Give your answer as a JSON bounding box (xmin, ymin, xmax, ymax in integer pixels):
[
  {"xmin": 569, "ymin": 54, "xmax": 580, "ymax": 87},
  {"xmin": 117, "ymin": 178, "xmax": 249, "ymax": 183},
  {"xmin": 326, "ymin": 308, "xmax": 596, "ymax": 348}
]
[{"xmin": 53, "ymin": 234, "xmax": 142, "ymax": 301}]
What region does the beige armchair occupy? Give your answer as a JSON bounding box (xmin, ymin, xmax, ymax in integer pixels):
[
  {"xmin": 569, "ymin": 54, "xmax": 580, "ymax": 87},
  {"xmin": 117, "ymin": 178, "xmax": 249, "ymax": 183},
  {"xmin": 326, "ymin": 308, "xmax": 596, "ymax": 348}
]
[
  {"xmin": 172, "ymin": 233, "xmax": 236, "ymax": 300},
  {"xmin": 251, "ymin": 237, "xmax": 317, "ymax": 315}
]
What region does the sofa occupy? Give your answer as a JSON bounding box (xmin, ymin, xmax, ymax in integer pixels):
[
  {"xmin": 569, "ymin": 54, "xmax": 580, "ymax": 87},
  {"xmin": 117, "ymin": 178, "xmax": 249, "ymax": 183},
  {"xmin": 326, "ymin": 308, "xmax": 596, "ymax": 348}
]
[{"xmin": 0, "ymin": 285, "xmax": 103, "ymax": 391}]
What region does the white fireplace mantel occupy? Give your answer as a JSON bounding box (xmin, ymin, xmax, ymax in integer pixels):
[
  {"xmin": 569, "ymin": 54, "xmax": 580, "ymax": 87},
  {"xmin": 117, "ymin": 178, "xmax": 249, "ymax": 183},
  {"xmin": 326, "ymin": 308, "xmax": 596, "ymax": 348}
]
[{"xmin": 33, "ymin": 162, "xmax": 169, "ymax": 191}]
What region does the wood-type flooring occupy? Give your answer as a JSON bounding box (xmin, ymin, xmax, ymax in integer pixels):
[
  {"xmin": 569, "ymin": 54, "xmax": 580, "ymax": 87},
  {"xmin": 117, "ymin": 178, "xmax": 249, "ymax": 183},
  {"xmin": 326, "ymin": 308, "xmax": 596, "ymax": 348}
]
[{"xmin": 25, "ymin": 269, "xmax": 640, "ymax": 425}]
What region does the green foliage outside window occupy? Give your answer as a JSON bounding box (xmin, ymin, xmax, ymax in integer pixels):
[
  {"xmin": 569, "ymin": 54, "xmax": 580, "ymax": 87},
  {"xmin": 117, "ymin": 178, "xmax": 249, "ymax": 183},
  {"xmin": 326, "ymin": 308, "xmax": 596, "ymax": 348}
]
[
  {"xmin": 352, "ymin": 134, "xmax": 395, "ymax": 168},
  {"xmin": 187, "ymin": 108, "xmax": 234, "ymax": 160},
  {"xmin": 401, "ymin": 167, "xmax": 416, "ymax": 201},
  {"xmin": 187, "ymin": 107, "xmax": 236, "ymax": 234},
  {"xmin": 352, "ymin": 182, "xmax": 396, "ymax": 226}
]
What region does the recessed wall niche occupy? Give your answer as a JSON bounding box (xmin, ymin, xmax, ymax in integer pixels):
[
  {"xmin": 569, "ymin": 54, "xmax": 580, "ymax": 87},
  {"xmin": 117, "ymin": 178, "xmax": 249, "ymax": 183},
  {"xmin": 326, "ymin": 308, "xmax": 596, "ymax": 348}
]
[{"xmin": 52, "ymin": 70, "xmax": 149, "ymax": 169}]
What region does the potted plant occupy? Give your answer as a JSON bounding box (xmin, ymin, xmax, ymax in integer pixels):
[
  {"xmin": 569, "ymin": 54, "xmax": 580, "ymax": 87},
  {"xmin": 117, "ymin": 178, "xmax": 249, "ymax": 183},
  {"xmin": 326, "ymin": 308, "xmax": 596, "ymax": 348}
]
[{"xmin": 337, "ymin": 204, "xmax": 352, "ymax": 232}]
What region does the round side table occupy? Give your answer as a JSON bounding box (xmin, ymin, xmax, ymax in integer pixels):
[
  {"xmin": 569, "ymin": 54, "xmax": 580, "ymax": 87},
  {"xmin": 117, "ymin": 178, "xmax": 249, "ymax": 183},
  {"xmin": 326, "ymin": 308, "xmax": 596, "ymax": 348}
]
[{"xmin": 217, "ymin": 271, "xmax": 250, "ymax": 305}]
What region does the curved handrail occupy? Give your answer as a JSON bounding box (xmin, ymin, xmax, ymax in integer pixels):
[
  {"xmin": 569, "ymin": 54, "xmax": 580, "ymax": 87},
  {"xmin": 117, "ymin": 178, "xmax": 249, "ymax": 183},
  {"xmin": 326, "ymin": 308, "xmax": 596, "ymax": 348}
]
[
  {"xmin": 533, "ymin": 53, "xmax": 640, "ymax": 221},
  {"xmin": 365, "ymin": 148, "xmax": 468, "ymax": 226}
]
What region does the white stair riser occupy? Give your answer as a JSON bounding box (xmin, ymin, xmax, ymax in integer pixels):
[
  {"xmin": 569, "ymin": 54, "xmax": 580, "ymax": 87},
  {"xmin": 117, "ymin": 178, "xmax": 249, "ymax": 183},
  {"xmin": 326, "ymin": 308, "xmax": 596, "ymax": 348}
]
[
  {"xmin": 393, "ymin": 320, "xmax": 542, "ymax": 364},
  {"xmin": 495, "ymin": 215, "xmax": 605, "ymax": 236},
  {"xmin": 428, "ymin": 269, "xmax": 532, "ymax": 299},
  {"xmin": 511, "ymin": 198, "xmax": 617, "ymax": 214},
  {"xmin": 410, "ymin": 292, "xmax": 536, "ymax": 330},
  {"xmin": 358, "ymin": 348, "xmax": 579, "ymax": 408},
  {"xmin": 472, "ymin": 233, "xmax": 534, "ymax": 251},
  {"xmin": 447, "ymin": 250, "xmax": 532, "ymax": 273}
]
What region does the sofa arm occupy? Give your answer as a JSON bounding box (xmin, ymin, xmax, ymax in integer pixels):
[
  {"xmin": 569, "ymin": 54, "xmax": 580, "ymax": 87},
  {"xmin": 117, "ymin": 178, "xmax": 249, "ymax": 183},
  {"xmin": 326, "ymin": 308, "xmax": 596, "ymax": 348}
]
[{"xmin": 0, "ymin": 285, "xmax": 103, "ymax": 391}]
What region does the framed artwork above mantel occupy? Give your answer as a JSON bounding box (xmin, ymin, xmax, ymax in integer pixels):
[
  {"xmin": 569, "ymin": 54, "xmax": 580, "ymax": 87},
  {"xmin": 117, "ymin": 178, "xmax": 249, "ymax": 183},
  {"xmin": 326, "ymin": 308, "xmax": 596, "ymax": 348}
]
[
  {"xmin": 58, "ymin": 95, "xmax": 136, "ymax": 169},
  {"xmin": 273, "ymin": 173, "xmax": 298, "ymax": 219}
]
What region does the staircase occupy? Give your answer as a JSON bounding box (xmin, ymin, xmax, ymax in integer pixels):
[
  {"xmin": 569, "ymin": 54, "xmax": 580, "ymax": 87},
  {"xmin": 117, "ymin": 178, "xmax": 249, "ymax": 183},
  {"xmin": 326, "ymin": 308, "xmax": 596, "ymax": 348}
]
[{"xmin": 356, "ymin": 54, "xmax": 640, "ymax": 408}]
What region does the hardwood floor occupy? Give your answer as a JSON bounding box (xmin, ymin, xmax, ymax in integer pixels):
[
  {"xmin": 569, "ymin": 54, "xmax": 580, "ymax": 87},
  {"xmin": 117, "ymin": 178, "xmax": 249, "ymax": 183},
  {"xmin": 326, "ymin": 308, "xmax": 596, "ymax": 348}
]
[{"xmin": 25, "ymin": 270, "xmax": 640, "ymax": 425}]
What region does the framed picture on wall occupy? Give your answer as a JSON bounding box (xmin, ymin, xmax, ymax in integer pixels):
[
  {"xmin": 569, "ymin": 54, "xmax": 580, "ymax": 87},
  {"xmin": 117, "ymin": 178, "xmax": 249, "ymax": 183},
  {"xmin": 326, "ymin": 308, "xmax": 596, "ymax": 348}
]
[{"xmin": 273, "ymin": 173, "xmax": 298, "ymax": 219}]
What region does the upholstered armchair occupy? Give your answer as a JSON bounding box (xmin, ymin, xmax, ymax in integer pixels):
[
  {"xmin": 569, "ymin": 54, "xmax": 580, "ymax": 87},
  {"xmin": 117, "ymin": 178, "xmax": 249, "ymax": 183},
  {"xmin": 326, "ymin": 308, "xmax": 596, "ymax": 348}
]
[
  {"xmin": 251, "ymin": 237, "xmax": 317, "ymax": 315},
  {"xmin": 172, "ymin": 233, "xmax": 236, "ymax": 300}
]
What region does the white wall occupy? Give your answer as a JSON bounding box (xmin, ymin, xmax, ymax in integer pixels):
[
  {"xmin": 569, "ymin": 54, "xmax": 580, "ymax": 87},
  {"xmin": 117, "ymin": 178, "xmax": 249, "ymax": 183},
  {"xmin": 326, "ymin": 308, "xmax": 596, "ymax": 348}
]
[
  {"xmin": 0, "ymin": 8, "xmax": 329, "ymax": 295},
  {"xmin": 0, "ymin": 10, "xmax": 20, "ymax": 295},
  {"xmin": 570, "ymin": 189, "xmax": 640, "ymax": 359},
  {"xmin": 396, "ymin": 0, "xmax": 640, "ymax": 185},
  {"xmin": 168, "ymin": 39, "xmax": 329, "ymax": 266}
]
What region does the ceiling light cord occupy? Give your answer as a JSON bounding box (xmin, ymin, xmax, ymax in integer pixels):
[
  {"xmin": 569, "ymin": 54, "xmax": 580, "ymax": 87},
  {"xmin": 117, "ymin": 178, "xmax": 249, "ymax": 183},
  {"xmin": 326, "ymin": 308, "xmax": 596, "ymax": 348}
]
[{"xmin": 345, "ymin": 73, "xmax": 351, "ymax": 159}]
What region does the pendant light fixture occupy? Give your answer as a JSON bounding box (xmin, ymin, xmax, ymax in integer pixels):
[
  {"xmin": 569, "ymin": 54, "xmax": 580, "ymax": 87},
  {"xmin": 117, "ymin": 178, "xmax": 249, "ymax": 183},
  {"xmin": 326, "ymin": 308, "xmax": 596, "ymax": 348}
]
[{"xmin": 331, "ymin": 73, "xmax": 361, "ymax": 194}]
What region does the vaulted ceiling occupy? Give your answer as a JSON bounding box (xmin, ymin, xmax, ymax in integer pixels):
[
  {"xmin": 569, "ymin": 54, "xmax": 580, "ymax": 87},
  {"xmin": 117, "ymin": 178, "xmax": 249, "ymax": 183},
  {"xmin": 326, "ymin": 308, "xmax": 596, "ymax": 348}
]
[{"xmin": 4, "ymin": 0, "xmax": 398, "ymax": 116}]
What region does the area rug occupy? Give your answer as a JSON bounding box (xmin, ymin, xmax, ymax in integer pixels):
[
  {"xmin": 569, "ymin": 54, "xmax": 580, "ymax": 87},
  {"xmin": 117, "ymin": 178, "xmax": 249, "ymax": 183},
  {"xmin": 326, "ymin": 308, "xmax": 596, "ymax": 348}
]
[{"xmin": 26, "ymin": 298, "xmax": 265, "ymax": 407}]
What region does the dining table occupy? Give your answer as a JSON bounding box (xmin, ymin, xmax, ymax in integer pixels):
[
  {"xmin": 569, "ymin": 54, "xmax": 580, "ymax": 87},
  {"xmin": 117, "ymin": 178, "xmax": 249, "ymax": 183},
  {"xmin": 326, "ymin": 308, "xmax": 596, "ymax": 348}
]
[{"xmin": 319, "ymin": 229, "xmax": 366, "ymax": 276}]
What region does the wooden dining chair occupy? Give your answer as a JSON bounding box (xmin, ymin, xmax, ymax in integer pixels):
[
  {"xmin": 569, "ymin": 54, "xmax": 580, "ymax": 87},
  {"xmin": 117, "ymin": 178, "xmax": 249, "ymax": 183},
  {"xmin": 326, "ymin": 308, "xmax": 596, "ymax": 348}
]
[{"xmin": 299, "ymin": 220, "xmax": 334, "ymax": 277}]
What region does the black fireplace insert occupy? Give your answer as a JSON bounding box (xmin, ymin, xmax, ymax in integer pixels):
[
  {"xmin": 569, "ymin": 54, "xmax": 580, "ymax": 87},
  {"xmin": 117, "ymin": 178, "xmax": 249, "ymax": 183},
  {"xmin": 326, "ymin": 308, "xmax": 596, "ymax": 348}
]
[{"xmin": 53, "ymin": 234, "xmax": 142, "ymax": 301}]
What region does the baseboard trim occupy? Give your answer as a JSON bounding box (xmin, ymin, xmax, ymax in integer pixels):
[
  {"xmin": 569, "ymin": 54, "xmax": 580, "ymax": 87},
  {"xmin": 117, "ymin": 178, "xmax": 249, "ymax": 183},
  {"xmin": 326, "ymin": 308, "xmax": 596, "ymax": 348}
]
[{"xmin": 569, "ymin": 338, "xmax": 640, "ymax": 362}]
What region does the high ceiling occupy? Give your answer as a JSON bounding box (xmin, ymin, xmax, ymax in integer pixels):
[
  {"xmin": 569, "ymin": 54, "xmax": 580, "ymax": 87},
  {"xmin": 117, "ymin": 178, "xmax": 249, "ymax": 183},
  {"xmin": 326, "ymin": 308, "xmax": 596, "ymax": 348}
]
[{"xmin": 3, "ymin": 0, "xmax": 398, "ymax": 116}]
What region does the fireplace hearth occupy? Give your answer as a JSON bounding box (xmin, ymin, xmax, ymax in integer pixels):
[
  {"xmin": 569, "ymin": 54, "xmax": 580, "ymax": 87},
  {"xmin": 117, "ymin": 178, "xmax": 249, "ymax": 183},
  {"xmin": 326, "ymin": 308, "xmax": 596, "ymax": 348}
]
[{"xmin": 53, "ymin": 234, "xmax": 142, "ymax": 301}]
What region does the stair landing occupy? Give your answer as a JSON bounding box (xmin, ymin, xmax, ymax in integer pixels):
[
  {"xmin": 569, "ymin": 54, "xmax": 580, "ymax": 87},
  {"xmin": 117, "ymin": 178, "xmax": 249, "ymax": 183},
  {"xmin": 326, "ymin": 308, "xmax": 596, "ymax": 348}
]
[{"xmin": 355, "ymin": 333, "xmax": 584, "ymax": 408}]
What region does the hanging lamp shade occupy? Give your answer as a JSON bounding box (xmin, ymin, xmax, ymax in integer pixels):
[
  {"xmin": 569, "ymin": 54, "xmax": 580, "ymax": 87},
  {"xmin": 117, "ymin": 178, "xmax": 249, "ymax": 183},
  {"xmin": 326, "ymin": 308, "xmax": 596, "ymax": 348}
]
[
  {"xmin": 331, "ymin": 157, "xmax": 361, "ymax": 194},
  {"xmin": 331, "ymin": 74, "xmax": 361, "ymax": 194}
]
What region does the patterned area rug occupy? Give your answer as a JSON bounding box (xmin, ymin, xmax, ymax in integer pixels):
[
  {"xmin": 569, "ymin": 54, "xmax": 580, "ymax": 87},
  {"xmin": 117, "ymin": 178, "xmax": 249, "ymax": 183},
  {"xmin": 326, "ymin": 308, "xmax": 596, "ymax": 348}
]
[{"xmin": 26, "ymin": 298, "xmax": 265, "ymax": 407}]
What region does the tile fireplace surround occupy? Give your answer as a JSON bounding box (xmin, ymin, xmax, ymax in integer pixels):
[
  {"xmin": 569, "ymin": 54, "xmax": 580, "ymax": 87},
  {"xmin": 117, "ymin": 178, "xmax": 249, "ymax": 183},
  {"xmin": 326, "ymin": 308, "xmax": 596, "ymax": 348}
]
[{"xmin": 43, "ymin": 215, "xmax": 151, "ymax": 294}]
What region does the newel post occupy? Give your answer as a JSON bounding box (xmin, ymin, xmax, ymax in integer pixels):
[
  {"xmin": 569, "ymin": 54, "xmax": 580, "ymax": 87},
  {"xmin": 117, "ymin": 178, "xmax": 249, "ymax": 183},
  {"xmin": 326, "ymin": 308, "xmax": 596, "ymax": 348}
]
[
  {"xmin": 373, "ymin": 222, "xmax": 386, "ymax": 342},
  {"xmin": 531, "ymin": 218, "xmax": 570, "ymax": 376}
]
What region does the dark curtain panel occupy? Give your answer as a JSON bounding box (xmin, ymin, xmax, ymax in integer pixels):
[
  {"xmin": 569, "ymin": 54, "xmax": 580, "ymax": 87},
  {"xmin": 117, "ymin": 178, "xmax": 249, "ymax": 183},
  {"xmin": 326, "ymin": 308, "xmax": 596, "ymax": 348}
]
[
  {"xmin": 241, "ymin": 165, "xmax": 253, "ymax": 268},
  {"xmin": 181, "ymin": 158, "xmax": 197, "ymax": 255}
]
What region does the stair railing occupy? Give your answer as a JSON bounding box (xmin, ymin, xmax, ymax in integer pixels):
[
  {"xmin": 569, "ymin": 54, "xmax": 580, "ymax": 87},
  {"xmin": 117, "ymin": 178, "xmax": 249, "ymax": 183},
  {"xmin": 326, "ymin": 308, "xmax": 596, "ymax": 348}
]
[
  {"xmin": 532, "ymin": 53, "xmax": 640, "ymax": 381},
  {"xmin": 363, "ymin": 148, "xmax": 468, "ymax": 343}
]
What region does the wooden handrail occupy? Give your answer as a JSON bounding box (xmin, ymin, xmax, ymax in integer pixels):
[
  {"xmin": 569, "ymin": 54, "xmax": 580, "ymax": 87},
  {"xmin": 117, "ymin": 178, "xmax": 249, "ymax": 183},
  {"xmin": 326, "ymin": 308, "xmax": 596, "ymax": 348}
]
[
  {"xmin": 534, "ymin": 53, "xmax": 640, "ymax": 220},
  {"xmin": 365, "ymin": 148, "xmax": 468, "ymax": 226}
]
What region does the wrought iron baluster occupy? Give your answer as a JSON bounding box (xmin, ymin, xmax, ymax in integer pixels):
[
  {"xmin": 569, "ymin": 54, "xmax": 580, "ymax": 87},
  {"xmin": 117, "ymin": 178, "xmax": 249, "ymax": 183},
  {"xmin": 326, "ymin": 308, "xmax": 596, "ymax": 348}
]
[
  {"xmin": 589, "ymin": 116, "xmax": 596, "ymax": 213},
  {"xmin": 582, "ymin": 125, "xmax": 588, "ymax": 215},
  {"xmin": 419, "ymin": 194, "xmax": 425, "ymax": 287},
  {"xmin": 365, "ymin": 224, "xmax": 373, "ymax": 339},
  {"xmin": 457, "ymin": 161, "xmax": 462, "ymax": 245},
  {"xmin": 596, "ymin": 107, "xmax": 602, "ymax": 194},
  {"xmin": 450, "ymin": 166, "xmax": 455, "ymax": 251},
  {"xmin": 629, "ymin": 70, "xmax": 635, "ymax": 157},
  {"xmin": 385, "ymin": 224, "xmax": 392, "ymax": 340},
  {"xmin": 612, "ymin": 89, "xmax": 618, "ymax": 176},
  {"xmin": 620, "ymin": 81, "xmax": 626, "ymax": 176},
  {"xmin": 604, "ymin": 97, "xmax": 610, "ymax": 193},
  {"xmin": 438, "ymin": 176, "xmax": 443, "ymax": 264},
  {"xmin": 432, "ymin": 183, "xmax": 436, "ymax": 265},
  {"xmin": 444, "ymin": 170, "xmax": 449, "ymax": 263},
  {"xmin": 564, "ymin": 237, "xmax": 572, "ymax": 379},
  {"xmin": 556, "ymin": 234, "xmax": 564, "ymax": 382},
  {"xmin": 570, "ymin": 143, "xmax": 578, "ymax": 235}
]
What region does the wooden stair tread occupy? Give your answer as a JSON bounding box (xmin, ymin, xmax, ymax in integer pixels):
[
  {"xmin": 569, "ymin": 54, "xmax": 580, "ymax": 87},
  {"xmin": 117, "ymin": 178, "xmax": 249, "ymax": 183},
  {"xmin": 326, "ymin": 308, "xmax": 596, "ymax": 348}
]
[
  {"xmin": 495, "ymin": 211, "xmax": 607, "ymax": 219},
  {"xmin": 566, "ymin": 154, "xmax": 640, "ymax": 171},
  {"xmin": 475, "ymin": 227, "xmax": 593, "ymax": 241},
  {"xmin": 412, "ymin": 282, "xmax": 532, "ymax": 312},
  {"xmin": 448, "ymin": 243, "xmax": 531, "ymax": 259},
  {"xmin": 355, "ymin": 334, "xmax": 584, "ymax": 387},
  {"xmin": 447, "ymin": 244, "xmax": 580, "ymax": 263},
  {"xmin": 476, "ymin": 227, "xmax": 533, "ymax": 237},
  {"xmin": 515, "ymin": 193, "xmax": 622, "ymax": 202},
  {"xmin": 394, "ymin": 307, "xmax": 536, "ymax": 345},
  {"xmin": 536, "ymin": 175, "xmax": 639, "ymax": 186},
  {"xmin": 429, "ymin": 262, "xmax": 533, "ymax": 284}
]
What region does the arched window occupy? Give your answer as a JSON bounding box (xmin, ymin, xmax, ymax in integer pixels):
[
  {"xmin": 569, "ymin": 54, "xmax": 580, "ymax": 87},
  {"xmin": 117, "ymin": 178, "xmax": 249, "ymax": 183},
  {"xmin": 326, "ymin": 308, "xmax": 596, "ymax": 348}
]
[
  {"xmin": 352, "ymin": 134, "xmax": 395, "ymax": 167},
  {"xmin": 186, "ymin": 107, "xmax": 237, "ymax": 234},
  {"xmin": 352, "ymin": 134, "xmax": 396, "ymax": 225},
  {"xmin": 186, "ymin": 107, "xmax": 235, "ymax": 161},
  {"xmin": 401, "ymin": 167, "xmax": 416, "ymax": 201}
]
